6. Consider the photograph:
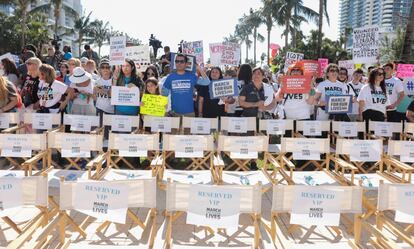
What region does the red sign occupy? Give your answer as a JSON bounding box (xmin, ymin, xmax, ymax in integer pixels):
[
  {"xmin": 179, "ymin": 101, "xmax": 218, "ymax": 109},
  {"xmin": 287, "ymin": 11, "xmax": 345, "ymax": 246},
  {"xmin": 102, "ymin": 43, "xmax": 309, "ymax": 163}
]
[
  {"xmin": 302, "ymin": 60, "xmax": 319, "ymax": 76},
  {"xmin": 281, "ymin": 76, "xmax": 312, "ymax": 94}
]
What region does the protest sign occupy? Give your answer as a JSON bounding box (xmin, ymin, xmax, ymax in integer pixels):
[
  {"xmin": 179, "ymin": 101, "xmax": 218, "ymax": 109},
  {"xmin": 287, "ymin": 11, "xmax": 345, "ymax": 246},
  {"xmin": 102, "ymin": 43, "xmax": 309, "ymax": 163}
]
[
  {"xmin": 284, "ymin": 51, "xmax": 304, "ymax": 72},
  {"xmin": 187, "ymin": 184, "xmax": 241, "ymax": 228},
  {"xmin": 111, "ymin": 86, "xmax": 140, "ymax": 106},
  {"xmin": 281, "ymin": 76, "xmax": 311, "ymax": 94},
  {"xmin": 109, "ymin": 36, "xmax": 126, "ymax": 66},
  {"xmin": 352, "ymin": 26, "xmax": 380, "ymax": 64},
  {"xmin": 209, "ymin": 78, "xmax": 238, "ymax": 99},
  {"xmin": 209, "ymin": 42, "xmax": 241, "ymax": 66},
  {"xmin": 291, "ymin": 186, "xmax": 344, "ymax": 226},
  {"xmin": 318, "ymin": 58, "xmax": 329, "ymax": 77},
  {"xmin": 183, "ymin": 41, "xmax": 204, "ymax": 66},
  {"xmin": 170, "ymin": 52, "xmax": 196, "ymax": 73},
  {"xmin": 125, "ymin": 45, "xmax": 150, "ymax": 72},
  {"xmin": 74, "ymin": 181, "xmax": 129, "ymax": 224},
  {"xmin": 302, "ymin": 60, "xmax": 319, "ymax": 76},
  {"xmin": 338, "ymin": 60, "xmax": 354, "ymax": 78},
  {"xmin": 325, "ymin": 95, "xmax": 353, "ymax": 114},
  {"xmin": 397, "ymin": 64, "xmax": 414, "ymax": 78},
  {"xmin": 140, "ymin": 94, "xmax": 168, "ymax": 117},
  {"xmin": 0, "ymin": 178, "xmax": 22, "ymax": 217}
]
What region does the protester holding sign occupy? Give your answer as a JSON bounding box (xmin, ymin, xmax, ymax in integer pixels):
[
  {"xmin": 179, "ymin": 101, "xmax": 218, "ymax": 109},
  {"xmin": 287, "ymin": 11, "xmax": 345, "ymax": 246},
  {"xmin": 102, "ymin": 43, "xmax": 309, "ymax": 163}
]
[
  {"xmin": 314, "ymin": 64, "xmax": 349, "ymax": 121},
  {"xmin": 112, "ymin": 59, "xmax": 143, "ymax": 116},
  {"xmin": 347, "ymin": 69, "xmax": 364, "ymax": 121},
  {"xmin": 275, "ymin": 63, "xmax": 314, "ymax": 120},
  {"xmin": 0, "ymin": 76, "xmax": 18, "ymax": 113},
  {"xmin": 357, "ymin": 68, "xmax": 389, "ymax": 123},
  {"xmin": 383, "ymin": 63, "xmax": 405, "ymax": 122},
  {"xmin": 69, "ymin": 67, "xmax": 96, "ymax": 115},
  {"xmin": 161, "ymin": 53, "xmax": 209, "ymax": 117},
  {"xmin": 94, "ymin": 59, "xmax": 114, "ymax": 115}
]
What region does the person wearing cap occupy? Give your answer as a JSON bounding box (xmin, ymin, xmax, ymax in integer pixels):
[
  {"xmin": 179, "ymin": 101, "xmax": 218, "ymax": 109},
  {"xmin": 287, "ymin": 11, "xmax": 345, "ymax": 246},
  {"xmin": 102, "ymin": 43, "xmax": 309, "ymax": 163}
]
[
  {"xmin": 94, "ymin": 59, "xmax": 114, "ymax": 115},
  {"xmin": 68, "ymin": 67, "xmax": 96, "ymax": 115},
  {"xmin": 274, "ymin": 63, "xmax": 314, "ymax": 120},
  {"xmin": 239, "ymin": 66, "xmax": 277, "ymax": 118}
]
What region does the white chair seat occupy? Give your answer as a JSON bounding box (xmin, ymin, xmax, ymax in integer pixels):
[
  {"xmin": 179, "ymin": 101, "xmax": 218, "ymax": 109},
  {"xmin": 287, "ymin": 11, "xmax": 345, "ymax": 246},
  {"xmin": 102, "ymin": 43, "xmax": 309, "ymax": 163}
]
[
  {"xmin": 162, "ymin": 169, "xmax": 213, "ymax": 184},
  {"xmin": 221, "ymin": 170, "xmax": 272, "ymax": 186},
  {"xmin": 292, "ymin": 171, "xmax": 340, "ymax": 186},
  {"xmin": 103, "ymin": 169, "xmax": 154, "ymax": 181}
]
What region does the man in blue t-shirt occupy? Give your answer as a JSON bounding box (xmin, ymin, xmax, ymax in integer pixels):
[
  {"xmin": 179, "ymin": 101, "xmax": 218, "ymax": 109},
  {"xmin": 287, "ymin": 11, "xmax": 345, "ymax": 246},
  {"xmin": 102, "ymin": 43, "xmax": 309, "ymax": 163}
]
[{"xmin": 162, "ymin": 53, "xmax": 209, "ymax": 116}]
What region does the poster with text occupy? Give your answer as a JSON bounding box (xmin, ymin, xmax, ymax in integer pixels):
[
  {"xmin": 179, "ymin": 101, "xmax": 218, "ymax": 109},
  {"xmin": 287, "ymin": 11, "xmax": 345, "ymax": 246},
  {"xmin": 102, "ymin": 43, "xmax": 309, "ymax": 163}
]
[
  {"xmin": 209, "ymin": 42, "xmax": 241, "ymax": 66},
  {"xmin": 281, "ymin": 76, "xmax": 312, "ymax": 94},
  {"xmin": 109, "ymin": 36, "xmax": 126, "ymax": 66},
  {"xmin": 183, "ymin": 41, "xmax": 204, "ymax": 67},
  {"xmin": 111, "ymin": 86, "xmax": 140, "ymax": 106},
  {"xmin": 209, "ymin": 78, "xmax": 239, "ymax": 99},
  {"xmin": 352, "ymin": 26, "xmax": 379, "ymax": 64}
]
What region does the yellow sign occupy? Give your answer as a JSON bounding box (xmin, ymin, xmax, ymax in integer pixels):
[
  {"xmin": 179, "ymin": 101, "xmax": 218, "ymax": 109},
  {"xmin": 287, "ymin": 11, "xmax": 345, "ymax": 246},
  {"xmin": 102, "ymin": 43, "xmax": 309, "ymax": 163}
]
[{"xmin": 140, "ymin": 94, "xmax": 168, "ymax": 117}]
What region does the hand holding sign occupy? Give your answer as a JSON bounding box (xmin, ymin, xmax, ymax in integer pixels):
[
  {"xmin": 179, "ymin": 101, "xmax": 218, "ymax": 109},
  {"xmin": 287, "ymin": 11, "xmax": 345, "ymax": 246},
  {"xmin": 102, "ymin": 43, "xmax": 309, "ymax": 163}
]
[{"xmin": 281, "ymin": 76, "xmax": 312, "ymax": 94}]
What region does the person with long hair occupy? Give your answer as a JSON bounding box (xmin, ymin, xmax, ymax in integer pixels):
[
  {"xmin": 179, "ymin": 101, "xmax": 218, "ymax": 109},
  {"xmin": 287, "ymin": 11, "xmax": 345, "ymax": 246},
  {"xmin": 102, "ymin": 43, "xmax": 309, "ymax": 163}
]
[
  {"xmin": 144, "ymin": 77, "xmax": 161, "ymax": 95},
  {"xmin": 0, "ymin": 58, "xmax": 19, "ymax": 86},
  {"xmin": 142, "ymin": 65, "xmax": 159, "ymax": 82},
  {"xmin": 0, "ymin": 76, "xmax": 18, "ymax": 113},
  {"xmin": 233, "ymin": 64, "xmax": 253, "ymax": 117},
  {"xmin": 20, "ymin": 57, "xmax": 42, "ymax": 111},
  {"xmin": 357, "ymin": 68, "xmax": 389, "ymax": 123},
  {"xmin": 56, "ymin": 62, "xmax": 69, "ymax": 83},
  {"xmin": 112, "ymin": 58, "xmax": 143, "ymax": 115}
]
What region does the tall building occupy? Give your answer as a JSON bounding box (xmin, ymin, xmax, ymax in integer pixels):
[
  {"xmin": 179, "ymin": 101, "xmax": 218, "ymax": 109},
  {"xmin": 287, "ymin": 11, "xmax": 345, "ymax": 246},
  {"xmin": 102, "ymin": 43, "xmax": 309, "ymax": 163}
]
[{"xmin": 0, "ymin": 0, "xmax": 82, "ymax": 56}]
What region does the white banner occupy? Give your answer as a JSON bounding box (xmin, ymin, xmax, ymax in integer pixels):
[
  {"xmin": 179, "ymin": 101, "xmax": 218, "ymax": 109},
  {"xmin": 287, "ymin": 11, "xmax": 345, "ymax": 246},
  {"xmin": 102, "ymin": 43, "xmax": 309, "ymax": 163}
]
[
  {"xmin": 110, "ymin": 86, "xmax": 140, "ymax": 106},
  {"xmin": 284, "ymin": 52, "xmax": 304, "ymax": 72},
  {"xmin": 209, "ymin": 42, "xmax": 241, "ymax": 66},
  {"xmin": 187, "ymin": 184, "xmax": 241, "ymax": 228},
  {"xmin": 125, "ymin": 45, "xmax": 150, "ymax": 72},
  {"xmin": 352, "ymin": 26, "xmax": 380, "ymax": 64},
  {"xmin": 0, "ymin": 177, "xmax": 23, "ymax": 217},
  {"xmin": 109, "ymin": 36, "xmax": 126, "ymax": 66}
]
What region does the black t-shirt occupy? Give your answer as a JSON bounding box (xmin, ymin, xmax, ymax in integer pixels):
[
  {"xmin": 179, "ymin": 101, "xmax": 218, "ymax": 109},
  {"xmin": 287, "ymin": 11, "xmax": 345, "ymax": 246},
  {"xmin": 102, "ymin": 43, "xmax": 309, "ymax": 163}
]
[
  {"xmin": 21, "ymin": 75, "xmax": 39, "ymax": 107},
  {"xmin": 239, "ymin": 83, "xmax": 265, "ymax": 117},
  {"xmin": 198, "ymin": 85, "xmax": 225, "ymax": 118},
  {"xmin": 408, "ymin": 100, "xmax": 414, "ymax": 113}
]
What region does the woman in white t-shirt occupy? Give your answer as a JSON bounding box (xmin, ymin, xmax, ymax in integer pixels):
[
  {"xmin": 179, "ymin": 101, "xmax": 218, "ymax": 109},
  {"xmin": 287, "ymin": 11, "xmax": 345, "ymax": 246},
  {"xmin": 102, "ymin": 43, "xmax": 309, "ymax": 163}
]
[
  {"xmin": 314, "ymin": 64, "xmax": 349, "ymax": 121},
  {"xmin": 357, "ymin": 68, "xmax": 389, "ymax": 123},
  {"xmin": 94, "ymin": 59, "xmax": 114, "ymax": 114},
  {"xmin": 274, "ymin": 63, "xmax": 314, "ymax": 120},
  {"xmin": 36, "ymin": 64, "xmax": 71, "ymax": 113},
  {"xmin": 69, "ymin": 67, "xmax": 96, "ymax": 115}
]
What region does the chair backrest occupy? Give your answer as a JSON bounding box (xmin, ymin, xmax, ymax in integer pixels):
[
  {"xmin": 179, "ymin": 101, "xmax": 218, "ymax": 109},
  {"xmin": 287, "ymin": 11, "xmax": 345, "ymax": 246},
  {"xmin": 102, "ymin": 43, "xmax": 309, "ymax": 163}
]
[
  {"xmin": 377, "ymin": 183, "xmax": 414, "ymax": 211},
  {"xmin": 281, "ymin": 137, "xmax": 330, "ymax": 154},
  {"xmin": 368, "ymin": 121, "xmax": 403, "ymax": 137},
  {"xmin": 220, "ymin": 116, "xmax": 256, "ymax": 134},
  {"xmin": 163, "ymin": 134, "xmax": 215, "ymax": 152},
  {"xmin": 217, "ymin": 135, "xmax": 268, "ymax": 153},
  {"xmin": 182, "ymin": 117, "xmax": 218, "ymax": 134},
  {"xmin": 296, "ymin": 120, "xmax": 331, "ymax": 136},
  {"xmin": 47, "ymin": 132, "xmax": 103, "ymax": 151},
  {"xmin": 0, "ymin": 175, "xmax": 48, "ymax": 207},
  {"xmin": 108, "ymin": 133, "xmax": 159, "ymax": 151},
  {"xmin": 331, "ymin": 121, "xmax": 365, "ymax": 137},
  {"xmin": 259, "ymin": 119, "xmax": 294, "ymax": 136},
  {"xmin": 102, "ymin": 114, "xmax": 140, "ymax": 132},
  {"xmin": 0, "ymin": 112, "xmax": 20, "ymax": 129},
  {"xmin": 0, "ymin": 133, "xmax": 47, "ymax": 152},
  {"xmin": 24, "ymin": 113, "xmax": 61, "ymax": 130},
  {"xmin": 387, "ymin": 140, "xmax": 414, "ymax": 158},
  {"xmin": 59, "ymin": 178, "xmax": 157, "ymax": 210},
  {"xmin": 63, "ymin": 114, "xmax": 100, "ymax": 132},
  {"xmin": 404, "ymin": 122, "xmax": 414, "ymax": 135},
  {"xmin": 271, "ymin": 185, "xmax": 362, "ymax": 214},
  {"xmin": 166, "ymin": 181, "xmax": 262, "ymax": 214},
  {"xmin": 336, "ymin": 139, "xmax": 382, "ymax": 162},
  {"xmin": 143, "ymin": 116, "xmax": 180, "ymax": 133}
]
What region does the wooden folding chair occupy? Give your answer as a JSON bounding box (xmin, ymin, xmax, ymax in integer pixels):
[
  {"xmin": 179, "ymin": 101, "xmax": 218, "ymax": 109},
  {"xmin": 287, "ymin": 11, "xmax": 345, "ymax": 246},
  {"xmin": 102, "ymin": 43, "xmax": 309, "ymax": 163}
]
[
  {"xmin": 181, "ymin": 116, "xmax": 218, "ymax": 135},
  {"xmin": 403, "ymin": 122, "xmax": 414, "ymax": 140},
  {"xmin": 369, "ymin": 182, "xmax": 414, "ymax": 248},
  {"xmin": 164, "ymin": 180, "xmax": 263, "ymax": 249},
  {"xmin": 331, "ymin": 121, "xmax": 365, "ymax": 145},
  {"xmin": 63, "ymin": 114, "xmax": 101, "ymax": 133},
  {"xmin": 143, "ymin": 115, "xmax": 180, "ymax": 134},
  {"xmin": 47, "ymin": 131, "xmax": 103, "ymax": 170},
  {"xmin": 265, "ymin": 184, "xmax": 363, "ymax": 248},
  {"xmin": 295, "ymin": 120, "xmax": 331, "ymax": 138},
  {"xmin": 1, "ymin": 173, "xmax": 51, "ymax": 248},
  {"xmin": 0, "ymin": 133, "xmax": 47, "ymax": 174},
  {"xmin": 0, "ymin": 112, "xmax": 21, "ymax": 133},
  {"xmin": 367, "ymin": 120, "xmax": 403, "ymax": 140},
  {"xmin": 220, "ymin": 116, "xmax": 257, "ymax": 135},
  {"xmin": 382, "ymin": 140, "xmax": 414, "ymax": 183},
  {"xmin": 102, "ymin": 113, "xmax": 140, "ymax": 133},
  {"xmin": 34, "ymin": 177, "xmax": 158, "ymax": 248}
]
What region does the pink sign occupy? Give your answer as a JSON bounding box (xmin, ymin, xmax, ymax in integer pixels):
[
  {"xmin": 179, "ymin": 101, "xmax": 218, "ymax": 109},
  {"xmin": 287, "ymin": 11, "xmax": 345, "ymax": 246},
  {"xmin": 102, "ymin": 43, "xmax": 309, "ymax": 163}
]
[
  {"xmin": 318, "ymin": 58, "xmax": 328, "ymax": 77},
  {"xmin": 397, "ymin": 64, "xmax": 414, "ymax": 78}
]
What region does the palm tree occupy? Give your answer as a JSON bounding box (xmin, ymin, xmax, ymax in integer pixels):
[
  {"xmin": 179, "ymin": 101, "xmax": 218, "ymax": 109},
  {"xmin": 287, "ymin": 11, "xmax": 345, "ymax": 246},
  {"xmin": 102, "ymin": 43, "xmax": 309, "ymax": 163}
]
[
  {"xmin": 317, "ymin": 0, "xmax": 329, "ymax": 58},
  {"xmin": 274, "ymin": 0, "xmax": 318, "ymax": 51},
  {"xmin": 260, "ymin": 0, "xmax": 277, "ymax": 66},
  {"xmin": 90, "ymin": 19, "xmax": 109, "ymax": 57},
  {"xmin": 246, "ymin": 8, "xmax": 265, "ymax": 66},
  {"xmin": 234, "ymin": 18, "xmax": 252, "ymax": 63},
  {"xmin": 401, "ymin": 2, "xmax": 414, "ymax": 63},
  {"xmin": 74, "ymin": 11, "xmax": 92, "ymax": 56}
]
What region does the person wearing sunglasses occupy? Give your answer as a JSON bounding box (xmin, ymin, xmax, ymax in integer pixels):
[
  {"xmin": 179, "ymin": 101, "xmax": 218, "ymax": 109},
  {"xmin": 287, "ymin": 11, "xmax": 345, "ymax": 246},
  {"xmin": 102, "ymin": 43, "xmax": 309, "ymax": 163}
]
[
  {"xmin": 161, "ymin": 53, "xmax": 209, "ymax": 117},
  {"xmin": 383, "ymin": 63, "xmax": 405, "ymax": 122},
  {"xmin": 357, "ymin": 68, "xmax": 390, "ymax": 126},
  {"xmin": 347, "ymin": 68, "xmax": 365, "ymax": 121},
  {"xmin": 94, "ymin": 59, "xmax": 114, "ymax": 115},
  {"xmin": 20, "ymin": 57, "xmax": 42, "ymax": 111},
  {"xmin": 314, "ymin": 64, "xmax": 350, "ymax": 121}
]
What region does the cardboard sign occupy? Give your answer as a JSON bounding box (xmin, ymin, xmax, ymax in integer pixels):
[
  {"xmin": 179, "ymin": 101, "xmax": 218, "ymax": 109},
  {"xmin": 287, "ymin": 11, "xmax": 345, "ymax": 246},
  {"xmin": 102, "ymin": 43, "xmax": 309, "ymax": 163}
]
[
  {"xmin": 182, "ymin": 41, "xmax": 204, "ymax": 66},
  {"xmin": 284, "ymin": 52, "xmax": 304, "ymax": 72},
  {"xmin": 0, "ymin": 177, "xmax": 23, "ymax": 217},
  {"xmin": 396, "ymin": 64, "xmax": 414, "ymax": 78},
  {"xmin": 73, "ymin": 181, "xmax": 129, "ymax": 224},
  {"xmin": 109, "ymin": 36, "xmax": 126, "ymax": 66},
  {"xmin": 116, "ymin": 134, "xmax": 154, "ymax": 157},
  {"xmin": 110, "ymin": 86, "xmax": 140, "ymax": 106},
  {"xmin": 209, "ymin": 78, "xmax": 238, "ymax": 99},
  {"xmin": 32, "ymin": 113, "xmax": 53, "ymax": 130},
  {"xmin": 0, "ymin": 135, "xmax": 31, "ymax": 157},
  {"xmin": 281, "ymin": 76, "xmax": 312, "ymax": 94},
  {"xmin": 209, "ymin": 42, "xmax": 241, "ymax": 66},
  {"xmin": 187, "ymin": 184, "xmax": 241, "ymax": 228},
  {"xmin": 125, "ymin": 45, "xmax": 150, "ymax": 72},
  {"xmin": 190, "ymin": 118, "xmax": 211, "ymax": 134},
  {"xmin": 0, "ymin": 114, "xmax": 10, "ymax": 129},
  {"xmin": 170, "ymin": 52, "xmax": 196, "ymax": 73},
  {"xmin": 302, "ymin": 60, "xmax": 319, "ymax": 76},
  {"xmin": 291, "ymin": 186, "xmax": 344, "ymax": 226},
  {"xmin": 338, "ymin": 60, "xmax": 355, "ymax": 78},
  {"xmin": 140, "ymin": 94, "xmax": 168, "ymax": 117},
  {"xmin": 318, "ymin": 58, "xmax": 329, "ymax": 77},
  {"xmin": 325, "ymin": 95, "xmax": 353, "ymax": 114},
  {"xmin": 395, "ymin": 185, "xmax": 414, "ymax": 223},
  {"xmin": 349, "ymin": 140, "xmax": 381, "ymax": 162},
  {"xmin": 352, "ymin": 26, "xmax": 380, "ymax": 64},
  {"xmin": 61, "ymin": 135, "xmax": 91, "ymax": 158}
]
